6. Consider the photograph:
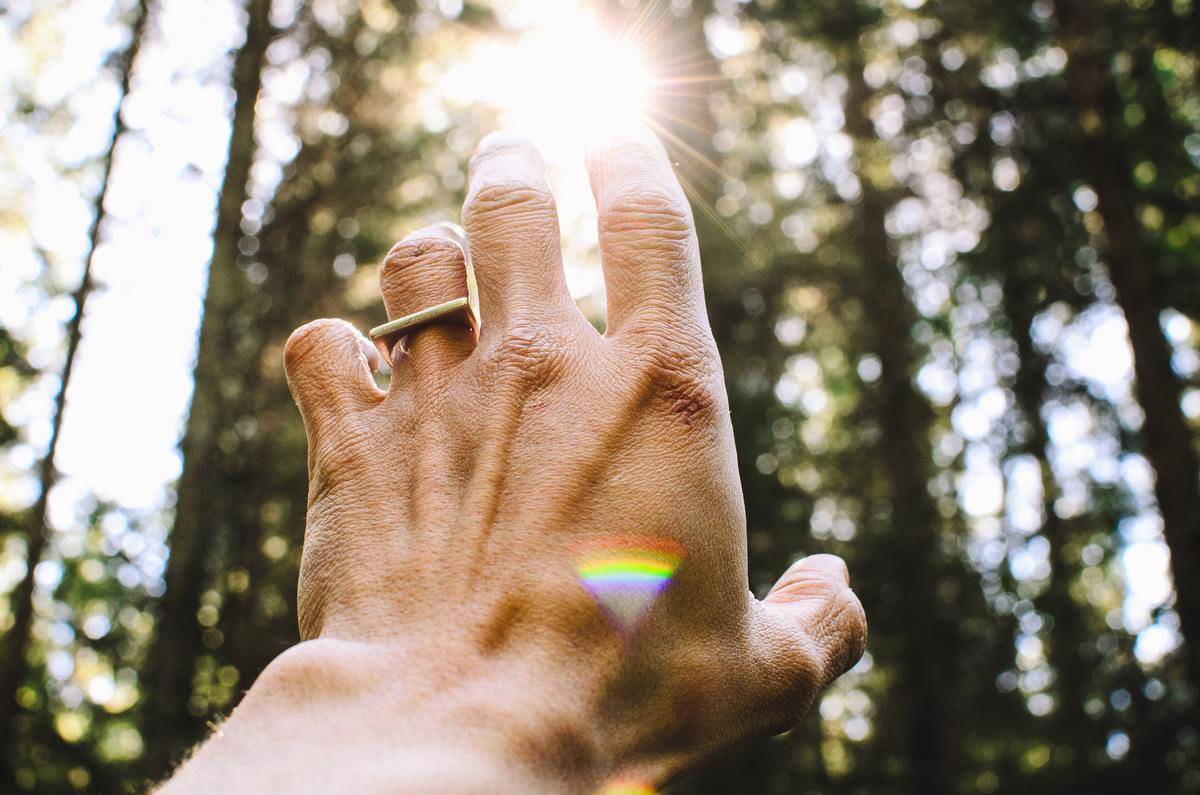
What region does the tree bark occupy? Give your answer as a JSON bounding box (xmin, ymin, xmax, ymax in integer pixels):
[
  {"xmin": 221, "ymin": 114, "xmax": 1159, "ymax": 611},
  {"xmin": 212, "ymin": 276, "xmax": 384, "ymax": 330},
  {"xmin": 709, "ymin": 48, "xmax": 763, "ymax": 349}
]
[
  {"xmin": 0, "ymin": 0, "xmax": 151, "ymax": 779},
  {"xmin": 842, "ymin": 63, "xmax": 960, "ymax": 794},
  {"xmin": 140, "ymin": 0, "xmax": 274, "ymax": 778},
  {"xmin": 1053, "ymin": 0, "xmax": 1200, "ymax": 691}
]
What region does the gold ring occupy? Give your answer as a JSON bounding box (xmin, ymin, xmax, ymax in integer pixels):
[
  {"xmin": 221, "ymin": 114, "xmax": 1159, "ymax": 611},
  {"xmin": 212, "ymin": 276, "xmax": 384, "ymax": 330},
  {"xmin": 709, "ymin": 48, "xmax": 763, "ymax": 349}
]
[{"xmin": 368, "ymin": 297, "xmax": 476, "ymax": 346}]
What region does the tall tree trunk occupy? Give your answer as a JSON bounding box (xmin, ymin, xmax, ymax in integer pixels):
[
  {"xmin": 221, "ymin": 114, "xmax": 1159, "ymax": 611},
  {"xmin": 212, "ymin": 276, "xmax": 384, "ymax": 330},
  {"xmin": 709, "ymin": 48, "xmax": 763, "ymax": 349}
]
[
  {"xmin": 1053, "ymin": 0, "xmax": 1200, "ymax": 691},
  {"xmin": 0, "ymin": 0, "xmax": 151, "ymax": 777},
  {"xmin": 140, "ymin": 0, "xmax": 274, "ymax": 778},
  {"xmin": 842, "ymin": 63, "xmax": 960, "ymax": 794},
  {"xmin": 1004, "ymin": 270, "xmax": 1108, "ymax": 774}
]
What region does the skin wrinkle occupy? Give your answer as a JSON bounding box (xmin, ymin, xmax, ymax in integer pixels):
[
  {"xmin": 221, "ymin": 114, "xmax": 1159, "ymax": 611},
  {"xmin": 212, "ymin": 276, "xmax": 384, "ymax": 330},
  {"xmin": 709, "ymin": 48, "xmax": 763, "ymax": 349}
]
[
  {"xmin": 599, "ymin": 190, "xmax": 694, "ymax": 238},
  {"xmin": 466, "ymin": 182, "xmax": 558, "ymax": 221},
  {"xmin": 751, "ymin": 617, "xmax": 822, "ymax": 726},
  {"xmin": 464, "ymin": 180, "xmax": 572, "ymax": 323},
  {"xmin": 162, "ymin": 128, "xmax": 866, "ymax": 795},
  {"xmin": 380, "ymin": 241, "xmax": 468, "ymax": 319},
  {"xmin": 383, "ymin": 237, "xmax": 464, "ymax": 275},
  {"xmin": 379, "ymin": 233, "xmax": 475, "ymax": 372},
  {"xmin": 634, "ymin": 346, "xmax": 722, "ymax": 428},
  {"xmin": 589, "ymin": 134, "xmax": 707, "ymax": 338},
  {"xmin": 283, "ymin": 320, "xmax": 383, "ymax": 442},
  {"xmin": 462, "ymin": 138, "xmax": 579, "ymax": 334}
]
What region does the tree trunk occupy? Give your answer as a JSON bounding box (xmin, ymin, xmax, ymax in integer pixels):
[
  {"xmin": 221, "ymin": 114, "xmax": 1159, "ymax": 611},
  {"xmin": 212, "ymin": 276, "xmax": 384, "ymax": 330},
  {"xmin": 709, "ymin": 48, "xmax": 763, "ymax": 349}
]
[
  {"xmin": 1004, "ymin": 270, "xmax": 1108, "ymax": 774},
  {"xmin": 0, "ymin": 0, "xmax": 150, "ymax": 778},
  {"xmin": 140, "ymin": 0, "xmax": 274, "ymax": 778},
  {"xmin": 1053, "ymin": 0, "xmax": 1200, "ymax": 691},
  {"xmin": 842, "ymin": 63, "xmax": 960, "ymax": 794}
]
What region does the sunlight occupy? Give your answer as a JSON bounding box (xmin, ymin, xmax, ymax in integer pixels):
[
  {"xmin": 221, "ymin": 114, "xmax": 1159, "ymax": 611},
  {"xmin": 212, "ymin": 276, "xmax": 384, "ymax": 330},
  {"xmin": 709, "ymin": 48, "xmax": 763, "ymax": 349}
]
[
  {"xmin": 439, "ymin": 2, "xmax": 653, "ymax": 159},
  {"xmin": 433, "ymin": 1, "xmax": 661, "ymax": 301}
]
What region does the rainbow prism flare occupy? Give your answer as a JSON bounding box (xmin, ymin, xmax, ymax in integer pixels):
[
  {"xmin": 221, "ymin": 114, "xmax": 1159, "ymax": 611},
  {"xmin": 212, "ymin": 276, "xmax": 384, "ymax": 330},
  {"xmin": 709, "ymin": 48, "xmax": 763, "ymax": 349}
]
[
  {"xmin": 595, "ymin": 781, "xmax": 657, "ymax": 795},
  {"xmin": 574, "ymin": 535, "xmax": 684, "ymax": 635}
]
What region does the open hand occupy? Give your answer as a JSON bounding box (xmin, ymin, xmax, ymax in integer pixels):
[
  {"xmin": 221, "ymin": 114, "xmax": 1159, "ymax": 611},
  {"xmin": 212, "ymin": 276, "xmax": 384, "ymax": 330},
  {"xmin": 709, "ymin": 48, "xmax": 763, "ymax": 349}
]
[{"xmin": 167, "ymin": 126, "xmax": 866, "ymax": 794}]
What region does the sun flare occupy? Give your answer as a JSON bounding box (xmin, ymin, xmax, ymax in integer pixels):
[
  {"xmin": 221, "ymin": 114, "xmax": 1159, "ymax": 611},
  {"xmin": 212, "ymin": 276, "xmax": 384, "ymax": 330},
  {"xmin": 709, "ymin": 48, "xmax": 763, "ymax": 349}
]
[
  {"xmin": 439, "ymin": 2, "xmax": 654, "ymax": 156},
  {"xmin": 432, "ymin": 0, "xmax": 669, "ymax": 296}
]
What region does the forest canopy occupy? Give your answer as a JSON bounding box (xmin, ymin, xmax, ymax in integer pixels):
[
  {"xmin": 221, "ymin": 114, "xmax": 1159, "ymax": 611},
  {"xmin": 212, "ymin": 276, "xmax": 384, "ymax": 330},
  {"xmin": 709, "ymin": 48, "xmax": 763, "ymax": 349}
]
[{"xmin": 0, "ymin": 0, "xmax": 1198, "ymax": 791}]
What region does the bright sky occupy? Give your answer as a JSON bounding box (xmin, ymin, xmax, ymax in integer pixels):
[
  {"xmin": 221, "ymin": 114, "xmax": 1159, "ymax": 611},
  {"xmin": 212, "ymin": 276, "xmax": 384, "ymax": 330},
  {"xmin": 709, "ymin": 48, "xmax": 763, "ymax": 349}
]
[{"xmin": 0, "ymin": 0, "xmax": 1187, "ymax": 689}]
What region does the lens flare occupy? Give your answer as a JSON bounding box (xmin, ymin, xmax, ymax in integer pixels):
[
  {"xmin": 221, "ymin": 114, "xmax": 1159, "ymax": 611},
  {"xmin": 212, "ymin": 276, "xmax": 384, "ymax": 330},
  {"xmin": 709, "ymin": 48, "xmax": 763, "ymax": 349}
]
[
  {"xmin": 595, "ymin": 781, "xmax": 658, "ymax": 795},
  {"xmin": 438, "ymin": 2, "xmax": 653, "ymax": 152},
  {"xmin": 432, "ymin": 0, "xmax": 745, "ymax": 293},
  {"xmin": 575, "ymin": 535, "xmax": 684, "ymax": 635}
]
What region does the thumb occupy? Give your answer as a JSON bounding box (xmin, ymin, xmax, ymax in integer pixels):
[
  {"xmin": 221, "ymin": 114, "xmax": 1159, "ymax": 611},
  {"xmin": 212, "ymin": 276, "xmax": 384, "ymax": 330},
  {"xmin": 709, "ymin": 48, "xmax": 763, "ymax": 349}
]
[
  {"xmin": 283, "ymin": 318, "xmax": 383, "ymax": 444},
  {"xmin": 752, "ymin": 554, "xmax": 867, "ymax": 721}
]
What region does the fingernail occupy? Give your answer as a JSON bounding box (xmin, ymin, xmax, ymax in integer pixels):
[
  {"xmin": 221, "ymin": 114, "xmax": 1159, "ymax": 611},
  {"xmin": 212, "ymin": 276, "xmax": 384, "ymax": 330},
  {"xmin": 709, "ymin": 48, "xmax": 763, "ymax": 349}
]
[
  {"xmin": 472, "ymin": 129, "xmax": 538, "ymax": 160},
  {"xmin": 402, "ymin": 222, "xmax": 466, "ymax": 245},
  {"xmin": 585, "ymin": 123, "xmax": 663, "ymax": 160},
  {"xmin": 467, "ymin": 131, "xmax": 546, "ymax": 192}
]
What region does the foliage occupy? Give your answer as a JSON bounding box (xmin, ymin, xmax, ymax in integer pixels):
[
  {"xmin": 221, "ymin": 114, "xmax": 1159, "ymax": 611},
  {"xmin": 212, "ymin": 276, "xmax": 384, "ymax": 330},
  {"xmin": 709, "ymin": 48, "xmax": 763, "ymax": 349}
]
[{"xmin": 0, "ymin": 0, "xmax": 1197, "ymax": 792}]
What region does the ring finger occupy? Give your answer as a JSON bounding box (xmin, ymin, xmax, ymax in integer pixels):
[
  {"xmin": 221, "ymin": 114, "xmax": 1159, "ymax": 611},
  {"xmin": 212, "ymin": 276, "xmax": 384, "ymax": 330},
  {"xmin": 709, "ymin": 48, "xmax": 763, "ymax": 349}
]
[{"xmin": 376, "ymin": 222, "xmax": 478, "ymax": 390}]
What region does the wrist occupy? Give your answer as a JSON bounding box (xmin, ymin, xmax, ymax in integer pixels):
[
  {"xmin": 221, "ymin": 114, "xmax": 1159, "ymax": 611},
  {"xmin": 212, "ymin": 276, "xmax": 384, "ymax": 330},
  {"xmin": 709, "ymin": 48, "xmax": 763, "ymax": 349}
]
[
  {"xmin": 164, "ymin": 638, "xmax": 602, "ymax": 794},
  {"xmin": 275, "ymin": 638, "xmax": 599, "ymax": 792}
]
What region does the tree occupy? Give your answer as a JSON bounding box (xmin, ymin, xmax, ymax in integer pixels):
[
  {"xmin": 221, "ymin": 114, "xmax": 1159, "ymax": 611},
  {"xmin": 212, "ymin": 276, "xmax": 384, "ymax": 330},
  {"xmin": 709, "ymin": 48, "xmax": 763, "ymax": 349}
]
[
  {"xmin": 1051, "ymin": 0, "xmax": 1200, "ymax": 694},
  {"xmin": 140, "ymin": 0, "xmax": 275, "ymax": 776},
  {"xmin": 3, "ymin": 0, "xmax": 1197, "ymax": 790},
  {"xmin": 0, "ymin": 0, "xmax": 150, "ymax": 784}
]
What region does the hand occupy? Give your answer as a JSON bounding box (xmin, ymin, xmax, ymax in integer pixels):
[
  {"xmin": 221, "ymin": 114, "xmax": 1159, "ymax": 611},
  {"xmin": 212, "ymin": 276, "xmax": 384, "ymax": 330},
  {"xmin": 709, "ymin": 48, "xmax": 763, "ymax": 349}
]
[{"xmin": 162, "ymin": 127, "xmax": 866, "ymax": 794}]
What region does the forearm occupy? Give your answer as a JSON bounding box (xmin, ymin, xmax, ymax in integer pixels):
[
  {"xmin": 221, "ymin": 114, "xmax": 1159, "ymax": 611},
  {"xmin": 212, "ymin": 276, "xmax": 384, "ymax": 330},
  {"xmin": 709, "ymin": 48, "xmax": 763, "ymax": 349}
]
[{"xmin": 157, "ymin": 639, "xmax": 587, "ymax": 795}]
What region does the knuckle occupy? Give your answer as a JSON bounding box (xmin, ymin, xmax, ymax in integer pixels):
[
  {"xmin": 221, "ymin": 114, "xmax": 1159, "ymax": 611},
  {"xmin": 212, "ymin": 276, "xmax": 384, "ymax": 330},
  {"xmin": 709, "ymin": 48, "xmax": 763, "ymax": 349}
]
[
  {"xmin": 483, "ymin": 320, "xmax": 571, "ymax": 388},
  {"xmin": 600, "ymin": 186, "xmax": 693, "ymax": 245},
  {"xmin": 284, "ymin": 318, "xmax": 351, "ymax": 374},
  {"xmin": 381, "ymin": 238, "xmax": 463, "ymax": 280},
  {"xmin": 831, "ymin": 588, "xmax": 868, "ymax": 675},
  {"xmin": 626, "ymin": 326, "xmax": 723, "ymax": 427},
  {"xmin": 465, "ymin": 181, "xmax": 556, "ymax": 225},
  {"xmin": 755, "ymin": 622, "xmax": 823, "ymax": 729},
  {"xmin": 800, "ymin": 586, "xmax": 867, "ymax": 688}
]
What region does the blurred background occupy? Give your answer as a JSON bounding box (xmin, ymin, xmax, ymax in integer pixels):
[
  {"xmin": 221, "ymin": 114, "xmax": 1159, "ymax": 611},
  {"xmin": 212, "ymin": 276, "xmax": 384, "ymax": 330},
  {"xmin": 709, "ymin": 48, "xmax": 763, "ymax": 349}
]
[{"xmin": 1, "ymin": 0, "xmax": 1199, "ymax": 791}]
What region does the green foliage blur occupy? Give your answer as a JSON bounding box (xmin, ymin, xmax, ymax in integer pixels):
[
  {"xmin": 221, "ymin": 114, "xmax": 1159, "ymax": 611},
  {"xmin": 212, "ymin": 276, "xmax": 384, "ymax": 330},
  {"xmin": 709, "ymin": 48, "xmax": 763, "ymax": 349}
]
[{"xmin": 1, "ymin": 0, "xmax": 1198, "ymax": 792}]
